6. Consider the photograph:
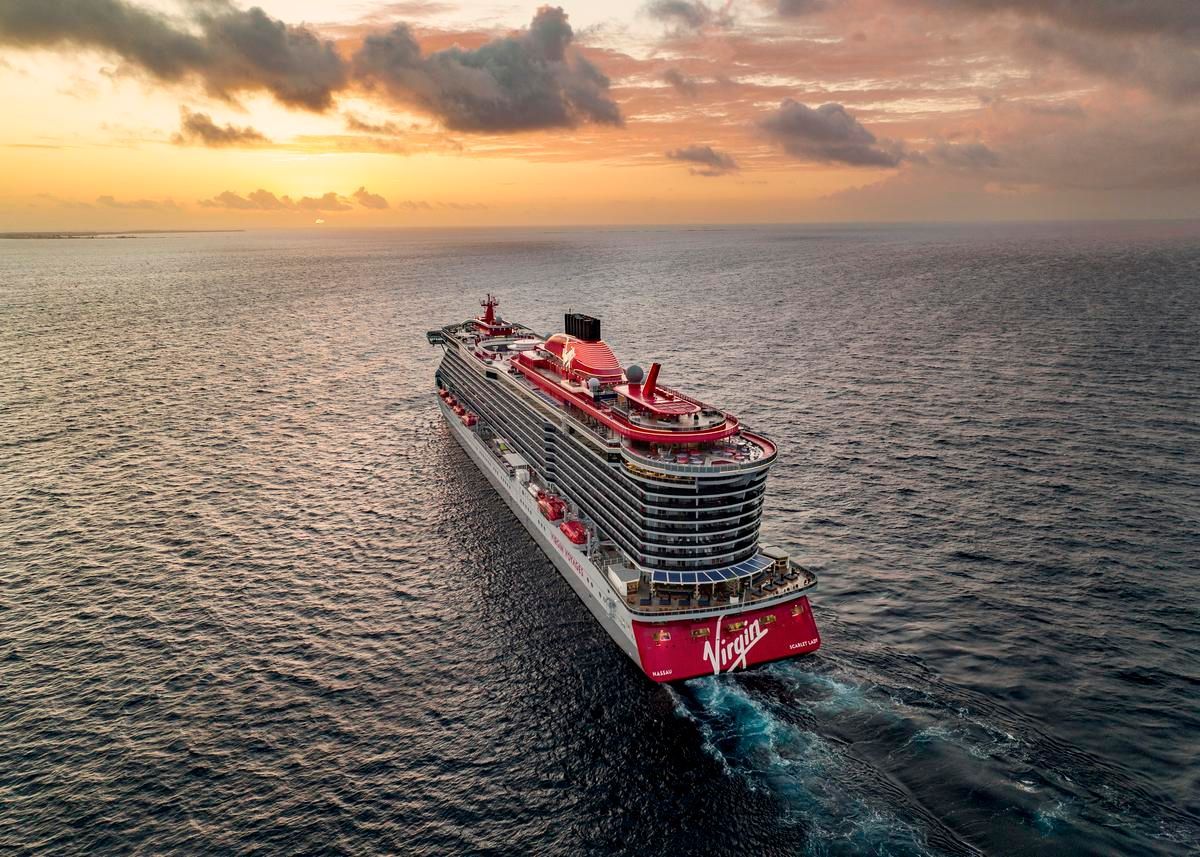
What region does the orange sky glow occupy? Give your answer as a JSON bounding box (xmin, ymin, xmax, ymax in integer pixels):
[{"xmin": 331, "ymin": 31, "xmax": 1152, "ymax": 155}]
[{"xmin": 2, "ymin": 0, "xmax": 1199, "ymax": 228}]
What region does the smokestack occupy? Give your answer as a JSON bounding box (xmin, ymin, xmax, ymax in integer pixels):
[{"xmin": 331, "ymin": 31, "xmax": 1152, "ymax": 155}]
[{"xmin": 642, "ymin": 362, "xmax": 661, "ymax": 400}]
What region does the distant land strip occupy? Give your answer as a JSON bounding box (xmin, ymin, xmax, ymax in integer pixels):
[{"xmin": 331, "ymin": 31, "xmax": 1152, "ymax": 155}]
[{"xmin": 1, "ymin": 230, "xmax": 245, "ymax": 239}]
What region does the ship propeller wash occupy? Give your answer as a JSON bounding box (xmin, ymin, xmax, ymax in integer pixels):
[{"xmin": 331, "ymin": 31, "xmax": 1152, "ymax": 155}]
[{"xmin": 427, "ymin": 296, "xmax": 820, "ymax": 681}]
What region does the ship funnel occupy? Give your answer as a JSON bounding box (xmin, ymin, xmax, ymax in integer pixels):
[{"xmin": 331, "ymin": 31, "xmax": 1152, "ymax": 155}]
[
  {"xmin": 564, "ymin": 312, "xmax": 601, "ymax": 342},
  {"xmin": 642, "ymin": 362, "xmax": 661, "ymax": 400}
]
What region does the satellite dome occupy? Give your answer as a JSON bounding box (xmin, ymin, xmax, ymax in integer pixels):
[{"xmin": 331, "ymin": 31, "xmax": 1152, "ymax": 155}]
[
  {"xmin": 625, "ymin": 364, "xmax": 644, "ymax": 384},
  {"xmin": 587, "ymin": 377, "xmax": 601, "ymax": 392}
]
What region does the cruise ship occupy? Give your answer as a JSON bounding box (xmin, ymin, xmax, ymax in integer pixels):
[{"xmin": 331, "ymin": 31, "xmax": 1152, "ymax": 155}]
[{"xmin": 427, "ymin": 296, "xmax": 820, "ymax": 682}]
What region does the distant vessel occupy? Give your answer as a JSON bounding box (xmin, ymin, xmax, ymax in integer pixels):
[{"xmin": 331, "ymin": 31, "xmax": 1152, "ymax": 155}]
[{"xmin": 428, "ymin": 296, "xmax": 820, "ymax": 681}]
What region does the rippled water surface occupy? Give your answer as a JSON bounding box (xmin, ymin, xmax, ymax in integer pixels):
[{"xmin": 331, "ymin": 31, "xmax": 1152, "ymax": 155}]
[{"xmin": 2, "ymin": 222, "xmax": 1199, "ymax": 856}]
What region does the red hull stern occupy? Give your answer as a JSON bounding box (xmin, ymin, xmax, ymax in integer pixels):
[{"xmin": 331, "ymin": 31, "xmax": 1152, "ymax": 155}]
[{"xmin": 633, "ymin": 595, "xmax": 820, "ymax": 682}]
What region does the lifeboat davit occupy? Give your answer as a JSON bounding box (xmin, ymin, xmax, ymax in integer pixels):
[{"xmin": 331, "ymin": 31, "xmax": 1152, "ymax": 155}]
[{"xmin": 560, "ymin": 520, "xmax": 587, "ymax": 545}]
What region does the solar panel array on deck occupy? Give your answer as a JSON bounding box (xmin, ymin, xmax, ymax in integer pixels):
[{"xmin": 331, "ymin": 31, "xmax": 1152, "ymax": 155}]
[{"xmin": 650, "ymin": 553, "xmax": 772, "ymax": 585}]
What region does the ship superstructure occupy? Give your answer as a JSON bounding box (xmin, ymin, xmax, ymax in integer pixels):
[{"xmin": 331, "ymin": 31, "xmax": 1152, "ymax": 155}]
[{"xmin": 427, "ymin": 296, "xmax": 820, "ymax": 681}]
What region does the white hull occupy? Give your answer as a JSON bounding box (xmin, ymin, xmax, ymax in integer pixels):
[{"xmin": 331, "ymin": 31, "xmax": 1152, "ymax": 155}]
[{"xmin": 438, "ymin": 397, "xmax": 643, "ymax": 665}]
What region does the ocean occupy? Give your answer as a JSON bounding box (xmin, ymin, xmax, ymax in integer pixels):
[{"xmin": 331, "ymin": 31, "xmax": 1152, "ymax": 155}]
[{"xmin": 1, "ymin": 222, "xmax": 1198, "ymax": 856}]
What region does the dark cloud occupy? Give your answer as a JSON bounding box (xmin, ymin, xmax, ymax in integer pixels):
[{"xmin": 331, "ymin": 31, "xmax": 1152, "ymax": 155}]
[
  {"xmin": 0, "ymin": 0, "xmax": 347, "ymax": 111},
  {"xmin": 662, "ymin": 67, "xmax": 699, "ymax": 96},
  {"xmin": 758, "ymin": 100, "xmax": 903, "ymax": 167},
  {"xmin": 1021, "ymin": 25, "xmax": 1200, "ymax": 102},
  {"xmin": 927, "ymin": 0, "xmax": 1200, "ymax": 101},
  {"xmin": 666, "ymin": 144, "xmax": 738, "ymax": 176},
  {"xmin": 172, "ymin": 107, "xmax": 267, "ymax": 147},
  {"xmin": 929, "ymin": 1, "xmax": 1200, "ymax": 39},
  {"xmin": 351, "ymin": 7, "xmax": 621, "ymax": 132},
  {"xmin": 199, "ymin": 189, "xmax": 352, "ymax": 211},
  {"xmin": 352, "ymin": 186, "xmax": 389, "ymax": 209}
]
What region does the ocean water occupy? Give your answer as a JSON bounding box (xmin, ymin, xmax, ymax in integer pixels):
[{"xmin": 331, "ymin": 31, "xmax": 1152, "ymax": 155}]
[{"xmin": 1, "ymin": 221, "xmax": 1198, "ymax": 856}]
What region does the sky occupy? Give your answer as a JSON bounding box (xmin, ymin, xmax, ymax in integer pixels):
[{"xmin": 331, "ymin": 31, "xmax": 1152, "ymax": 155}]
[{"xmin": 2, "ymin": 0, "xmax": 1199, "ymax": 228}]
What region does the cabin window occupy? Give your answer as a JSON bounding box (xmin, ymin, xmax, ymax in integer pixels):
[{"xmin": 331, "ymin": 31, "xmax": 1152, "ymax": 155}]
[
  {"xmin": 725, "ymin": 620, "xmax": 747, "ymax": 633},
  {"xmin": 791, "ymin": 602, "xmax": 806, "ymax": 617},
  {"xmin": 653, "ymin": 630, "xmax": 672, "ymax": 643},
  {"xmin": 761, "ymin": 614, "xmax": 776, "ymax": 625},
  {"xmin": 690, "ymin": 628, "xmax": 710, "ymax": 639}
]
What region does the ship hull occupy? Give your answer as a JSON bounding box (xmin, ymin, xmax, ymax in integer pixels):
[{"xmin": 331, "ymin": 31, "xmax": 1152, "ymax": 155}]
[{"xmin": 437, "ymin": 396, "xmax": 821, "ymax": 682}]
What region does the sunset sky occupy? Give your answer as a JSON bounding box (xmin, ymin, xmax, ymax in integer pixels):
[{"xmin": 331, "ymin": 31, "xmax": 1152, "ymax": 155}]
[{"xmin": 2, "ymin": 0, "xmax": 1199, "ymax": 228}]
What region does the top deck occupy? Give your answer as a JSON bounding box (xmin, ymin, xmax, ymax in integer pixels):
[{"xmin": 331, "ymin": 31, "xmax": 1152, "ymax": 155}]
[{"xmin": 436, "ymin": 310, "xmax": 776, "ymax": 463}]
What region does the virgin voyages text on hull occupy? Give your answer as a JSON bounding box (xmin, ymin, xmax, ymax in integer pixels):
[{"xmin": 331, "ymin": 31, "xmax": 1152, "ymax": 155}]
[{"xmin": 427, "ymin": 296, "xmax": 820, "ymax": 681}]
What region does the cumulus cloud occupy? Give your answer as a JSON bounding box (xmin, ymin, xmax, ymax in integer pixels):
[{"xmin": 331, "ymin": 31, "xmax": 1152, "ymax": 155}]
[
  {"xmin": 666, "ymin": 144, "xmax": 738, "ymax": 176},
  {"xmin": 662, "ymin": 67, "xmax": 699, "ymax": 96},
  {"xmin": 758, "ymin": 100, "xmax": 903, "ymax": 167},
  {"xmin": 199, "ymin": 189, "xmax": 352, "ymax": 211},
  {"xmin": 351, "ymin": 6, "xmax": 621, "ymax": 132},
  {"xmin": 0, "ymin": 0, "xmax": 347, "ymax": 111},
  {"xmin": 352, "ymin": 186, "xmax": 389, "ymax": 209},
  {"xmin": 172, "ymin": 107, "xmax": 267, "ymax": 147}
]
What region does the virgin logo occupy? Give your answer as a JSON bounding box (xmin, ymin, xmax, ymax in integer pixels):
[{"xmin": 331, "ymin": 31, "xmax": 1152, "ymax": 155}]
[{"xmin": 702, "ymin": 618, "xmax": 768, "ymax": 675}]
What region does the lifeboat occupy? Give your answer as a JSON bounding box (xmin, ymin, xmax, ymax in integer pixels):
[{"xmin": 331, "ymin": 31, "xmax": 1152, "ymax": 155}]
[
  {"xmin": 537, "ymin": 494, "xmax": 566, "ymax": 521},
  {"xmin": 461, "ymin": 413, "xmax": 477, "ymax": 427},
  {"xmin": 560, "ymin": 520, "xmax": 587, "ymax": 545}
]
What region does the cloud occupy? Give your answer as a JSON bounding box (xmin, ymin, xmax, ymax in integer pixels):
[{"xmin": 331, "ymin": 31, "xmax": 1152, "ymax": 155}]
[
  {"xmin": 758, "ymin": 100, "xmax": 903, "ymax": 167},
  {"xmin": 0, "ymin": 0, "xmax": 347, "ymax": 111},
  {"xmin": 662, "ymin": 67, "xmax": 699, "ymax": 96},
  {"xmin": 645, "ymin": 1, "xmax": 714, "ymax": 31},
  {"xmin": 925, "ymin": 0, "xmax": 1200, "ymax": 101},
  {"xmin": 666, "ymin": 144, "xmax": 738, "ymax": 176},
  {"xmin": 774, "ymin": 0, "xmax": 829, "ymax": 16},
  {"xmin": 198, "ymin": 189, "xmax": 352, "ymax": 211},
  {"xmin": 924, "ymin": 141, "xmax": 1002, "ymax": 169},
  {"xmin": 172, "ymin": 107, "xmax": 267, "ymax": 147},
  {"xmin": 96, "ymin": 194, "xmax": 178, "ymax": 209},
  {"xmin": 344, "ymin": 113, "xmax": 405, "ymax": 135},
  {"xmin": 644, "ymin": 0, "xmax": 735, "ymax": 34},
  {"xmin": 352, "ymin": 186, "xmax": 389, "ymax": 209},
  {"xmin": 351, "ymin": 7, "xmax": 621, "ymax": 132},
  {"xmin": 927, "ymin": 1, "xmax": 1200, "ymax": 38},
  {"xmin": 295, "ymin": 192, "xmax": 352, "ymax": 211}
]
